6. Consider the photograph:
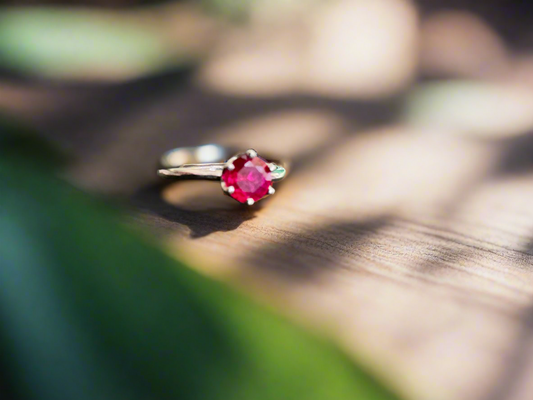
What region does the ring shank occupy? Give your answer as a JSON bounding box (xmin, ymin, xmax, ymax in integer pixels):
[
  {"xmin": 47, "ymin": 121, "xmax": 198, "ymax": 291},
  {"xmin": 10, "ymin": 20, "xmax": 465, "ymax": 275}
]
[
  {"xmin": 160, "ymin": 144, "xmax": 235, "ymax": 169},
  {"xmin": 158, "ymin": 144, "xmax": 288, "ymax": 182}
]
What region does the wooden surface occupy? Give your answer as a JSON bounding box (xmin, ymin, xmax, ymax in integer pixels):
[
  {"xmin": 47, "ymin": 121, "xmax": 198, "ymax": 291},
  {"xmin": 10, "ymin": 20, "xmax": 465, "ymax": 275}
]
[
  {"xmin": 5, "ymin": 3, "xmax": 533, "ymax": 400},
  {"xmin": 10, "ymin": 76, "xmax": 533, "ymax": 400}
]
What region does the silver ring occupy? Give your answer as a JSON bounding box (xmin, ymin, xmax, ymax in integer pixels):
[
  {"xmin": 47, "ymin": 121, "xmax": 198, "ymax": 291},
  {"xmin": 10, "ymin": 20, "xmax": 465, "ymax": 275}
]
[{"xmin": 158, "ymin": 144, "xmax": 289, "ymax": 206}]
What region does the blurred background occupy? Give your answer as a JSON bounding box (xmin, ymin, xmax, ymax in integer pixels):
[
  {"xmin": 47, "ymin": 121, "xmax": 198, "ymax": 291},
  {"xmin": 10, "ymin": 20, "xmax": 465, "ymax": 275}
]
[
  {"xmin": 4, "ymin": 0, "xmax": 533, "ymax": 195},
  {"xmin": 3, "ymin": 1, "xmax": 533, "ymax": 400}
]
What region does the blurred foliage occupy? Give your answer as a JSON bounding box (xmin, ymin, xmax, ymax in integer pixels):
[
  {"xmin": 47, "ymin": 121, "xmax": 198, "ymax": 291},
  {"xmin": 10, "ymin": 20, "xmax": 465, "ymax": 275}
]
[
  {"xmin": 0, "ymin": 123, "xmax": 400, "ymax": 400},
  {"xmin": 0, "ymin": 7, "xmax": 189, "ymax": 80},
  {"xmin": 201, "ymin": 0, "xmax": 256, "ymax": 19},
  {"xmin": 0, "ymin": 1, "xmax": 326, "ymax": 81},
  {"xmin": 200, "ymin": 0, "xmax": 321, "ymax": 20}
]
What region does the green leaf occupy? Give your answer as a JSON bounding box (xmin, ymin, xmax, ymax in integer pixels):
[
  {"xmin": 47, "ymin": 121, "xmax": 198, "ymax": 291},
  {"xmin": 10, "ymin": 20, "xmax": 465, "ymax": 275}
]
[
  {"xmin": 0, "ymin": 135, "xmax": 400, "ymax": 400},
  {"xmin": 200, "ymin": 0, "xmax": 321, "ymax": 20},
  {"xmin": 0, "ymin": 8, "xmax": 191, "ymax": 80},
  {"xmin": 200, "ymin": 0, "xmax": 256, "ymax": 19}
]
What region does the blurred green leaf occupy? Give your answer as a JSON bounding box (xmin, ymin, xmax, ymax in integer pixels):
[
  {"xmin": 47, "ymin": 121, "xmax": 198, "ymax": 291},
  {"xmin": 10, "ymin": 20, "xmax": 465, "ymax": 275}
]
[
  {"xmin": 0, "ymin": 133, "xmax": 401, "ymax": 400},
  {"xmin": 200, "ymin": 0, "xmax": 321, "ymax": 20},
  {"xmin": 0, "ymin": 8, "xmax": 192, "ymax": 80},
  {"xmin": 201, "ymin": 0, "xmax": 256, "ymax": 19}
]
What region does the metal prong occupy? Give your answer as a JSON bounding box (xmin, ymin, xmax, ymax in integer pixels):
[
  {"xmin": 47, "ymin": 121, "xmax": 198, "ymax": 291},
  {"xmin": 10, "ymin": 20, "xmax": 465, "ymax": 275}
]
[
  {"xmin": 246, "ymin": 198, "xmax": 255, "ymax": 206},
  {"xmin": 246, "ymin": 149, "xmax": 258, "ymax": 158},
  {"xmin": 221, "ymin": 181, "xmax": 228, "ymax": 191},
  {"xmin": 268, "ymin": 163, "xmax": 277, "ymax": 172},
  {"xmin": 226, "ymin": 156, "xmax": 237, "ymax": 171},
  {"xmin": 228, "ymin": 186, "xmax": 235, "ymax": 194},
  {"xmin": 268, "ymin": 186, "xmax": 276, "ymax": 195}
]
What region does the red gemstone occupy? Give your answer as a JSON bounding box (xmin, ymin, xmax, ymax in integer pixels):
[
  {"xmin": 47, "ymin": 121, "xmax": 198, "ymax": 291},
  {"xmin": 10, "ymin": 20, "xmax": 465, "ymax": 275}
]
[{"xmin": 222, "ymin": 154, "xmax": 272, "ymax": 203}]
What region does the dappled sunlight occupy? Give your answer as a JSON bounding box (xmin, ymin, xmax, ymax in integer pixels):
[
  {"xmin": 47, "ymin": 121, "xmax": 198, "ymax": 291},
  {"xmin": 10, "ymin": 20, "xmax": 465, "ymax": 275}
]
[
  {"xmin": 331, "ymin": 279, "xmax": 522, "ymax": 400},
  {"xmin": 198, "ymin": 0, "xmax": 418, "ymax": 99},
  {"xmin": 162, "ymin": 116, "xmax": 533, "ymax": 400},
  {"xmin": 304, "ymin": 0, "xmax": 418, "ymax": 98},
  {"xmin": 452, "ymin": 173, "xmax": 533, "ymax": 251},
  {"xmin": 267, "ymin": 125, "xmax": 496, "ymax": 220},
  {"xmin": 6, "ymin": 1, "xmax": 533, "ymax": 400},
  {"xmin": 196, "ymin": 23, "xmax": 304, "ymax": 96},
  {"xmin": 162, "ymin": 121, "xmax": 533, "ymax": 400},
  {"xmin": 164, "ymin": 121, "xmax": 500, "ymax": 280}
]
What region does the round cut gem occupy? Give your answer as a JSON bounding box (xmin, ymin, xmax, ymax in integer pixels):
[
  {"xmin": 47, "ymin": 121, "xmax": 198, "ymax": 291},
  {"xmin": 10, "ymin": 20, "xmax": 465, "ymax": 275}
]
[{"xmin": 222, "ymin": 154, "xmax": 272, "ymax": 203}]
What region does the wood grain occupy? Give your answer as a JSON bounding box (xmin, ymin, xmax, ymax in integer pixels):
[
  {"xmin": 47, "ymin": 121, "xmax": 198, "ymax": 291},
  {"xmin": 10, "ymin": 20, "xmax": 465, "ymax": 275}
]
[
  {"xmin": 6, "ymin": 71, "xmax": 533, "ymax": 400},
  {"xmin": 133, "ymin": 119, "xmax": 533, "ymax": 400}
]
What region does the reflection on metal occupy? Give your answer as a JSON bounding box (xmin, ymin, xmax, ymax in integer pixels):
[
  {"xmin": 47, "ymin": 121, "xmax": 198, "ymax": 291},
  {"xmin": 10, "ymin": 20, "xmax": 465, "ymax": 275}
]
[{"xmin": 160, "ymin": 144, "xmax": 227, "ymax": 169}]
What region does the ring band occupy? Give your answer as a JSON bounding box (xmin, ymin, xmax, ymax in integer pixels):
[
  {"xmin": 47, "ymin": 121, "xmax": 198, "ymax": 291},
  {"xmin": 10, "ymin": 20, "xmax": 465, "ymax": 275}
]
[{"xmin": 158, "ymin": 144, "xmax": 288, "ymax": 205}]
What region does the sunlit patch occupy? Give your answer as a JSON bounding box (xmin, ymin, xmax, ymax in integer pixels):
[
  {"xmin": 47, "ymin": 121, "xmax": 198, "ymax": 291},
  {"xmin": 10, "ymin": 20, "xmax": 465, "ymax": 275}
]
[
  {"xmin": 277, "ymin": 125, "xmax": 497, "ymax": 220},
  {"xmin": 196, "ymin": 24, "xmax": 303, "ymax": 96},
  {"xmin": 304, "ymin": 0, "xmax": 418, "ymax": 98},
  {"xmin": 453, "ymin": 173, "xmax": 533, "ymax": 251},
  {"xmin": 198, "ymin": 0, "xmax": 418, "ymax": 99}
]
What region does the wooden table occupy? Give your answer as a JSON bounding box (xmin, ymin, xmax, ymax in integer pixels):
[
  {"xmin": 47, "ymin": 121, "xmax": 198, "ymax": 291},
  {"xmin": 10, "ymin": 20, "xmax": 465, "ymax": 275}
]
[{"xmin": 6, "ymin": 73, "xmax": 530, "ymax": 400}]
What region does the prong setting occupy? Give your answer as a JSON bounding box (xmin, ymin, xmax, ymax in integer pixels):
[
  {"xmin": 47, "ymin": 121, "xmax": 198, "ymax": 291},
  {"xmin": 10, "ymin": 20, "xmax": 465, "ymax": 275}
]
[
  {"xmin": 268, "ymin": 186, "xmax": 276, "ymax": 195},
  {"xmin": 246, "ymin": 149, "xmax": 258, "ymax": 158},
  {"xmin": 221, "ymin": 181, "xmax": 236, "ymax": 195},
  {"xmin": 222, "ymin": 149, "xmax": 275, "ymax": 205},
  {"xmin": 226, "ymin": 156, "xmax": 238, "ymax": 171}
]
